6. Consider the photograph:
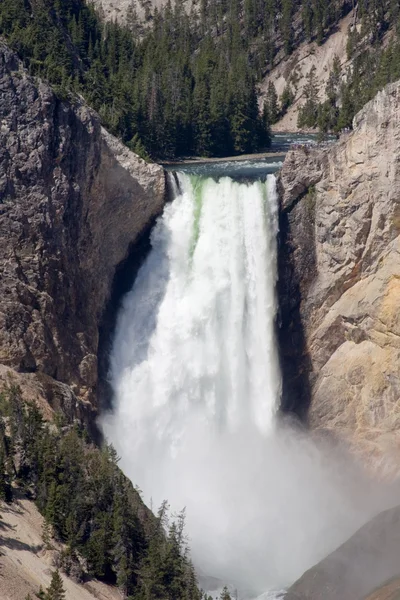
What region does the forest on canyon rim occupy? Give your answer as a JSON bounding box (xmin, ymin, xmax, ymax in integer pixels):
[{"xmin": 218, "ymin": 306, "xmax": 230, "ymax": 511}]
[{"xmin": 3, "ymin": 0, "xmax": 400, "ymax": 159}]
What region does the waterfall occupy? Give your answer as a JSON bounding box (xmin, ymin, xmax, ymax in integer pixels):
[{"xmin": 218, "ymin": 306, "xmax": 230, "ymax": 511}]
[
  {"xmin": 106, "ymin": 172, "xmax": 281, "ymax": 445},
  {"xmin": 102, "ymin": 170, "xmax": 377, "ymax": 596},
  {"xmin": 103, "ymin": 172, "xmax": 280, "ymax": 584}
]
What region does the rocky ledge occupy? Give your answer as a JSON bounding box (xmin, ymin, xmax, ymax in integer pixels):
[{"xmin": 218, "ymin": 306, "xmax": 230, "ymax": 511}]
[
  {"xmin": 0, "ymin": 42, "xmax": 165, "ymax": 418},
  {"xmin": 278, "ymin": 81, "xmax": 400, "ymax": 473}
]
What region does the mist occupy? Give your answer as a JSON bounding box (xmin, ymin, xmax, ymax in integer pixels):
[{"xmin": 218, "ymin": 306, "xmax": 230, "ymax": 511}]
[
  {"xmin": 101, "ymin": 170, "xmax": 393, "ymax": 598},
  {"xmin": 103, "ymin": 408, "xmax": 390, "ymax": 596}
]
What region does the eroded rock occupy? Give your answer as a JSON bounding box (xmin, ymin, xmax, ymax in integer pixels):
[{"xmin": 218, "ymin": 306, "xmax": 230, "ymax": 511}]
[
  {"xmin": 286, "ymin": 505, "xmax": 400, "ymax": 600},
  {"xmin": 0, "ymin": 42, "xmax": 165, "ymax": 411},
  {"xmin": 278, "ymin": 81, "xmax": 400, "ymax": 472}
]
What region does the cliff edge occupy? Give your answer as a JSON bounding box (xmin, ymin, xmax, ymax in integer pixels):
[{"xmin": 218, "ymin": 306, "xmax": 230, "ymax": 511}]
[
  {"xmin": 278, "ymin": 80, "xmax": 400, "ymax": 473},
  {"xmin": 0, "ymin": 42, "xmax": 165, "ymax": 417}
]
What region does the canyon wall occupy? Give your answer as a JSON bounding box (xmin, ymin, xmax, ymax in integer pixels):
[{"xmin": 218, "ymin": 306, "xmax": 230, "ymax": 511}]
[
  {"xmin": 278, "ymin": 81, "xmax": 400, "ymax": 473},
  {"xmin": 259, "ymin": 8, "xmax": 353, "ymax": 132},
  {"xmin": 0, "ymin": 42, "xmax": 165, "ymax": 417}
]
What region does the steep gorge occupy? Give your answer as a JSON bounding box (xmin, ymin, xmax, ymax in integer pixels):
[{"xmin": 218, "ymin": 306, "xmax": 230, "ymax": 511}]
[
  {"xmin": 1, "ymin": 16, "xmax": 400, "ymax": 598},
  {"xmin": 0, "ymin": 40, "xmax": 171, "ymax": 600}
]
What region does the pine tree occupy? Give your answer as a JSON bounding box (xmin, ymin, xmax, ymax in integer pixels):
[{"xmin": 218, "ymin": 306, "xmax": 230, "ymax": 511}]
[
  {"xmin": 297, "ymin": 66, "xmax": 319, "ymax": 128},
  {"xmin": 313, "ymin": 0, "xmax": 327, "ymax": 44},
  {"xmin": 280, "ymin": 84, "xmax": 295, "ymax": 116},
  {"xmin": 193, "ymin": 77, "xmax": 213, "ymax": 156},
  {"xmin": 302, "ymin": 0, "xmax": 313, "ymax": 40},
  {"xmin": 281, "ymin": 0, "xmax": 294, "ymax": 54},
  {"xmin": 45, "ymin": 570, "xmax": 66, "ymax": 600},
  {"xmin": 244, "ymin": 0, "xmax": 257, "ymax": 37},
  {"xmin": 337, "ymin": 83, "xmax": 354, "ymax": 130},
  {"xmin": 266, "ymin": 81, "xmax": 279, "ymax": 124},
  {"xmin": 326, "ymin": 56, "xmax": 341, "ymax": 106},
  {"xmin": 261, "ymin": 101, "xmax": 272, "ymax": 147},
  {"xmin": 42, "ymin": 518, "xmax": 53, "ymax": 550},
  {"xmin": 316, "ymin": 54, "xmax": 341, "ymax": 132},
  {"xmin": 220, "ymin": 586, "xmax": 232, "ymax": 600},
  {"xmin": 209, "ymin": 58, "xmax": 232, "ymax": 156},
  {"xmin": 36, "ymin": 589, "xmax": 46, "ymax": 600}
]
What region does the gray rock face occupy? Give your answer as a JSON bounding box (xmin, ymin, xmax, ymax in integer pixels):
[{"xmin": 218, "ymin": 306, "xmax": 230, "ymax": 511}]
[
  {"xmin": 0, "ymin": 43, "xmax": 165, "ymax": 410},
  {"xmin": 278, "ymin": 82, "xmax": 400, "ymax": 472}
]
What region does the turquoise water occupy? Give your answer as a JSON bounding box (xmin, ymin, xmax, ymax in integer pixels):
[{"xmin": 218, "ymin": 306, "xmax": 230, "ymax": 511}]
[
  {"xmin": 165, "ymin": 156, "xmax": 285, "ymax": 179},
  {"xmin": 162, "ymin": 132, "xmax": 335, "ymax": 179}
]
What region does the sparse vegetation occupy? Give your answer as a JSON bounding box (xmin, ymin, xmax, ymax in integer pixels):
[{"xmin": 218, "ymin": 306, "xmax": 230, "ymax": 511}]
[{"xmin": 297, "ymin": 0, "xmax": 400, "ymax": 133}]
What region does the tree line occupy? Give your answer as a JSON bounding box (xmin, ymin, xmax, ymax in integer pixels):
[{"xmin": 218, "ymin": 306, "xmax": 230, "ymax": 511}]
[
  {"xmin": 25, "ymin": 569, "xmax": 67, "ymax": 600},
  {"xmin": 2, "ymin": 0, "xmax": 399, "ymax": 153},
  {"xmin": 0, "ymin": 0, "xmax": 268, "ymax": 159}
]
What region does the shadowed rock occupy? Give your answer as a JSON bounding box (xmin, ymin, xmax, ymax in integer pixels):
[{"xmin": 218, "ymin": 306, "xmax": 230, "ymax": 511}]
[{"xmin": 0, "ymin": 42, "xmax": 165, "ymax": 417}]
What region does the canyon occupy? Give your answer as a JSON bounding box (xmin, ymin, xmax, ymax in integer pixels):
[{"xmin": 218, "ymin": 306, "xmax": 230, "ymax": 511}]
[
  {"xmin": 1, "ymin": 18, "xmax": 400, "ymax": 598},
  {"xmin": 259, "ymin": 9, "xmax": 354, "ymax": 132}
]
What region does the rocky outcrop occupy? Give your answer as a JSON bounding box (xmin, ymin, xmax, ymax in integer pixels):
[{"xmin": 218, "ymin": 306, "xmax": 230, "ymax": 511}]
[
  {"xmin": 278, "ymin": 81, "xmax": 400, "ymax": 472},
  {"xmin": 0, "ymin": 491, "xmax": 122, "ymax": 600},
  {"xmin": 364, "ymin": 578, "xmax": 400, "ymax": 600},
  {"xmin": 0, "ymin": 43, "xmax": 165, "ymax": 414}
]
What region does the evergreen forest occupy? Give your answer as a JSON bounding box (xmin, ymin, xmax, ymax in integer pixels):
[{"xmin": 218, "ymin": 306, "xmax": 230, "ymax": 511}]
[
  {"xmin": 0, "ymin": 385, "xmax": 208, "ymax": 600},
  {"xmin": 0, "ymin": 0, "xmax": 271, "ymax": 159},
  {"xmin": 2, "ymin": 0, "xmax": 400, "ymax": 159}
]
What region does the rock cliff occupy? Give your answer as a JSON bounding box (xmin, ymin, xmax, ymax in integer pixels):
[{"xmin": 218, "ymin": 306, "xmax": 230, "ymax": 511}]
[
  {"xmin": 0, "ymin": 42, "xmax": 165, "ymax": 416},
  {"xmin": 278, "ymin": 81, "xmax": 400, "ymax": 472}
]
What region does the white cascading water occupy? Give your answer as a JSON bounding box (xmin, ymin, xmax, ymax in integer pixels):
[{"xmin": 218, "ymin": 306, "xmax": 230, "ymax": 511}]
[{"xmin": 102, "ymin": 171, "xmax": 385, "ymax": 597}]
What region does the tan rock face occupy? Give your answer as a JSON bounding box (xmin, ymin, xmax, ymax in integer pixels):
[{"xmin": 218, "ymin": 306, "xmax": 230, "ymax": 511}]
[
  {"xmin": 0, "ymin": 491, "xmax": 123, "ymax": 600},
  {"xmin": 0, "ymin": 43, "xmax": 165, "ymax": 410},
  {"xmin": 278, "ymin": 82, "xmax": 400, "ymax": 471},
  {"xmin": 90, "ymin": 0, "xmax": 193, "ymax": 24}
]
